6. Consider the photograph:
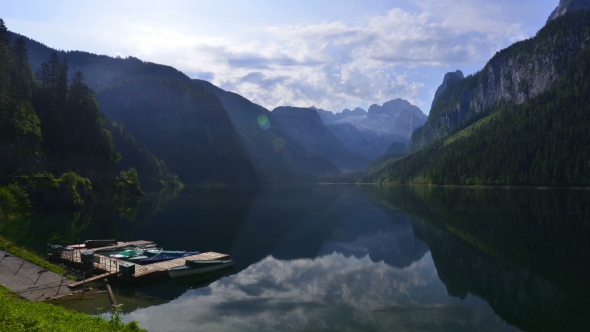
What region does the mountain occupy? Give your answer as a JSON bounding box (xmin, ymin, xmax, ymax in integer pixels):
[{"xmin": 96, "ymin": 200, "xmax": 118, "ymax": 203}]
[
  {"xmin": 10, "ymin": 31, "xmax": 337, "ymax": 184},
  {"xmin": 193, "ymin": 80, "xmax": 339, "ymax": 181},
  {"xmin": 430, "ymin": 70, "xmax": 464, "ymax": 110},
  {"xmin": 271, "ymin": 106, "xmax": 369, "ymax": 172},
  {"xmin": 107, "ymin": 120, "xmax": 181, "ymax": 186},
  {"xmin": 365, "ymin": 99, "xmax": 427, "ymax": 137},
  {"xmin": 325, "ymin": 123, "xmax": 401, "ymax": 160},
  {"xmin": 411, "ymin": 8, "xmax": 590, "ymax": 150},
  {"xmin": 0, "ymin": 22, "xmax": 160, "ymax": 214},
  {"xmin": 314, "ymin": 106, "xmax": 367, "ymax": 123},
  {"xmin": 316, "ymin": 100, "xmax": 427, "ymax": 139},
  {"xmin": 547, "ymin": 0, "xmax": 590, "ymax": 22},
  {"xmin": 98, "ymin": 78, "xmax": 257, "ymax": 185},
  {"xmin": 361, "ymin": 9, "xmax": 590, "ymax": 186},
  {"xmin": 313, "ymin": 100, "xmax": 425, "ymax": 160}
]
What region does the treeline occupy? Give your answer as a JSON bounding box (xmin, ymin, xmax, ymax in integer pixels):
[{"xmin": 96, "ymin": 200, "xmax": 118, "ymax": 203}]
[
  {"xmin": 0, "ymin": 18, "xmax": 182, "ymax": 217},
  {"xmin": 361, "ymin": 46, "xmax": 590, "ymax": 186}
]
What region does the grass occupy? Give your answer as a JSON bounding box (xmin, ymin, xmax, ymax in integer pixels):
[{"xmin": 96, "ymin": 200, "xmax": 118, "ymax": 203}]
[
  {"xmin": 0, "ymin": 286, "xmax": 146, "ymax": 332},
  {"xmin": 0, "ymin": 235, "xmax": 75, "ymax": 280}
]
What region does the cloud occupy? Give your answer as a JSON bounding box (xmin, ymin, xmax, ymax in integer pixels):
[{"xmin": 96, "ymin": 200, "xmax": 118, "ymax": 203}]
[
  {"xmin": 194, "ymin": 0, "xmax": 526, "ymax": 112},
  {"xmin": 123, "ymin": 253, "xmax": 513, "ymax": 332},
  {"xmin": 18, "ymin": 0, "xmax": 526, "ymax": 113}
]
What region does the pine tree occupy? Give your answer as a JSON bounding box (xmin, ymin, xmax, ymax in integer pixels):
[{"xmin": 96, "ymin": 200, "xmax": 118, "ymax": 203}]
[
  {"xmin": 10, "ymin": 37, "xmax": 34, "ymax": 103},
  {"xmin": 0, "ymin": 19, "xmax": 10, "ymax": 46}
]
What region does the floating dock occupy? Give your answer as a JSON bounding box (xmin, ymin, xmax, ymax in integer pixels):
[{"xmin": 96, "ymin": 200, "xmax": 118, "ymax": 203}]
[{"xmin": 53, "ymin": 240, "xmax": 230, "ymax": 288}]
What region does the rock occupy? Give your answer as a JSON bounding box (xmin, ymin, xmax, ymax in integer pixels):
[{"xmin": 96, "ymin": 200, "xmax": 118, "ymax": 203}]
[
  {"xmin": 547, "ymin": 0, "xmax": 590, "ymax": 23},
  {"xmin": 431, "ymin": 70, "xmax": 464, "ymax": 110}
]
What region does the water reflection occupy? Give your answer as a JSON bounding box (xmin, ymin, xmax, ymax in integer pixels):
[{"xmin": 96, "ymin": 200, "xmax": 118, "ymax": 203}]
[
  {"xmin": 126, "ymin": 253, "xmax": 515, "ymax": 332},
  {"xmin": 21, "ymin": 185, "xmax": 590, "ymax": 331},
  {"xmin": 369, "ymin": 186, "xmax": 590, "ymax": 331}
]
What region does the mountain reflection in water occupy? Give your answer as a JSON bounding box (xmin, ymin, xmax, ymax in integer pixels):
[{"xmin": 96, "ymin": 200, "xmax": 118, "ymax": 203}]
[{"xmin": 31, "ymin": 185, "xmax": 589, "ymax": 331}]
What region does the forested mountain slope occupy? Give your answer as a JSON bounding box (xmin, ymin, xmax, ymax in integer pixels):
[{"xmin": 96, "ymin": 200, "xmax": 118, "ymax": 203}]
[
  {"xmin": 361, "ymin": 10, "xmax": 590, "ymax": 185},
  {"xmin": 411, "ymin": 10, "xmax": 590, "ymax": 149},
  {"xmin": 272, "ymin": 106, "xmax": 369, "ymax": 172},
  {"xmin": 12, "ymin": 31, "xmax": 338, "ymax": 183},
  {"xmin": 98, "ymin": 78, "xmax": 258, "ymax": 185}
]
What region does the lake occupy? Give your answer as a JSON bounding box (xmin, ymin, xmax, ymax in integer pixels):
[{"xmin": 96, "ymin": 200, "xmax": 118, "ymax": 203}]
[{"xmin": 10, "ymin": 185, "xmax": 590, "ymax": 331}]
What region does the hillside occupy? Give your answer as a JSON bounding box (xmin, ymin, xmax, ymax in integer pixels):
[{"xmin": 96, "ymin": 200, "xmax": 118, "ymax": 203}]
[
  {"xmin": 98, "ymin": 78, "xmax": 258, "ymax": 185},
  {"xmin": 11, "ymin": 31, "xmax": 339, "ymax": 183},
  {"xmin": 411, "ymin": 9, "xmax": 590, "ymax": 149},
  {"xmin": 193, "ymin": 80, "xmax": 339, "ymax": 181},
  {"xmin": 271, "ymin": 106, "xmax": 369, "ymax": 172},
  {"xmin": 361, "ymin": 10, "xmax": 590, "ymax": 186}
]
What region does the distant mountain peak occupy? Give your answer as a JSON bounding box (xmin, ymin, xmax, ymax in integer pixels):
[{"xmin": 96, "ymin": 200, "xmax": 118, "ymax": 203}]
[
  {"xmin": 431, "ymin": 70, "xmax": 465, "ymax": 110},
  {"xmin": 368, "ymin": 98, "xmax": 422, "ymax": 117},
  {"xmin": 547, "ymin": 0, "xmax": 590, "ymax": 22}
]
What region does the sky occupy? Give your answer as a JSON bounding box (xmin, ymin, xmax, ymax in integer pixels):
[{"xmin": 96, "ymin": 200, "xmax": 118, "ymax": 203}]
[{"xmin": 3, "ymin": 0, "xmax": 558, "ymax": 114}]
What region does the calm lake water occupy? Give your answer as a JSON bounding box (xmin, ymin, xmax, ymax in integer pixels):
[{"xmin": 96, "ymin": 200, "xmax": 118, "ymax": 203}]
[{"xmin": 8, "ymin": 185, "xmax": 590, "ymax": 331}]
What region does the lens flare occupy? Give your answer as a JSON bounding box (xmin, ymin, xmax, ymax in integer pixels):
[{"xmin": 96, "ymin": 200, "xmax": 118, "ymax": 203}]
[{"xmin": 257, "ymin": 115, "xmax": 270, "ymax": 130}]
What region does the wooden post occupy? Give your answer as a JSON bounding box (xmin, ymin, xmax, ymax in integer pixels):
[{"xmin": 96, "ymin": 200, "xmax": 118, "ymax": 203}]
[{"xmin": 82, "ymin": 271, "xmax": 86, "ymax": 292}]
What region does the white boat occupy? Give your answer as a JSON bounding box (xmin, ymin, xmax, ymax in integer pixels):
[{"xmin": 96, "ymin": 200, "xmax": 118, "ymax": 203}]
[{"xmin": 168, "ymin": 259, "xmax": 234, "ymax": 278}]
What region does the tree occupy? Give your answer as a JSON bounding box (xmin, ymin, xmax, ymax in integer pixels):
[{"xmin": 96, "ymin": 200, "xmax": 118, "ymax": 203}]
[{"xmin": 0, "ymin": 19, "xmax": 10, "ymax": 46}]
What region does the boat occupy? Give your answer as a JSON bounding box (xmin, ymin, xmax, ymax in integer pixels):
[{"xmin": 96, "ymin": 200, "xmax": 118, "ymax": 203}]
[{"xmin": 168, "ymin": 259, "xmax": 234, "ymax": 278}]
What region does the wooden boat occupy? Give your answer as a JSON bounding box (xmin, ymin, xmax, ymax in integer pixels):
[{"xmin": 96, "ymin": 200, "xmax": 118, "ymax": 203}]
[{"xmin": 168, "ymin": 259, "xmax": 234, "ymax": 278}]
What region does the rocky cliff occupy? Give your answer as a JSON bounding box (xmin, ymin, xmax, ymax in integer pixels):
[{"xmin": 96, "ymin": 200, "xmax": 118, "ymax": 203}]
[
  {"xmin": 365, "ymin": 99, "xmax": 427, "ymax": 138},
  {"xmin": 430, "ymin": 70, "xmax": 464, "ymax": 110},
  {"xmin": 547, "ymin": 0, "xmax": 590, "ymax": 22},
  {"xmin": 412, "ymin": 9, "xmax": 590, "ymax": 149}
]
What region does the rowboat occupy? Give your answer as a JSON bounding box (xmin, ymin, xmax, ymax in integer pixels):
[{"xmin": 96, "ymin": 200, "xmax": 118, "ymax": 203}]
[{"xmin": 168, "ymin": 259, "xmax": 234, "ymax": 278}]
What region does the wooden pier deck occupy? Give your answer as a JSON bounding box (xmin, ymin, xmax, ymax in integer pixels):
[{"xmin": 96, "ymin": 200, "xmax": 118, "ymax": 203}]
[
  {"xmin": 59, "ymin": 241, "xmax": 230, "ymax": 286},
  {"xmin": 68, "ymin": 271, "xmax": 118, "ymax": 288}
]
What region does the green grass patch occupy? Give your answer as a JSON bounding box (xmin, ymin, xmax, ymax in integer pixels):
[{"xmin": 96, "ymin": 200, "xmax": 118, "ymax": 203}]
[
  {"xmin": 0, "ymin": 286, "xmax": 145, "ymax": 332},
  {"xmin": 0, "ymin": 235, "xmax": 71, "ymax": 279}
]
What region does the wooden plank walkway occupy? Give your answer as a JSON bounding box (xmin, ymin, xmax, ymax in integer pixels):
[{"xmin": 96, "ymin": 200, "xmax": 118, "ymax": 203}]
[{"xmin": 67, "ymin": 271, "xmax": 118, "ymax": 288}]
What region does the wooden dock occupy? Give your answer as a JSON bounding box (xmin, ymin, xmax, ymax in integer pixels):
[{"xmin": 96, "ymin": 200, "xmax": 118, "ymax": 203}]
[
  {"xmin": 59, "ymin": 240, "xmax": 230, "ymax": 287},
  {"xmin": 68, "ymin": 272, "xmax": 118, "ymax": 288}
]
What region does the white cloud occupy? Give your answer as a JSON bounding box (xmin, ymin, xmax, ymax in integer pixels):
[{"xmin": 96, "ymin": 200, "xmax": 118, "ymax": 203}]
[
  {"xmin": 185, "ymin": 0, "xmax": 526, "ymax": 112},
  {"xmin": 123, "ymin": 253, "xmax": 511, "ymax": 332},
  {"xmin": 8, "ymin": 0, "xmax": 529, "ymax": 113}
]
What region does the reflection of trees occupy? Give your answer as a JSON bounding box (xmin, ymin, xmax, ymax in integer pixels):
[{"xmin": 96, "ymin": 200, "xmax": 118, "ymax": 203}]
[
  {"xmin": 367, "ymin": 185, "xmax": 590, "ymax": 331},
  {"xmin": 0, "ymin": 187, "xmax": 184, "ymax": 253}
]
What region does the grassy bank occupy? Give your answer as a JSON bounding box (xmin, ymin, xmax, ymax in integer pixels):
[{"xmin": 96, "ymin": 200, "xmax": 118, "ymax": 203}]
[
  {"xmin": 0, "ymin": 286, "xmax": 145, "ymax": 332},
  {"xmin": 0, "ymin": 235, "xmax": 67, "ymax": 277}
]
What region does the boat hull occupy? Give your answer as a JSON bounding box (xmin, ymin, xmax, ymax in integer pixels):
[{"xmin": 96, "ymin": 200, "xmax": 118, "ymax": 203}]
[{"xmin": 169, "ymin": 261, "xmax": 234, "ymax": 278}]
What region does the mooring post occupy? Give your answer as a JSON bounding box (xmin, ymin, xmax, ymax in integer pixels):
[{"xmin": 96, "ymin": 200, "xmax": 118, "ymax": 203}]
[{"xmin": 83, "ymin": 271, "xmax": 86, "ymax": 292}]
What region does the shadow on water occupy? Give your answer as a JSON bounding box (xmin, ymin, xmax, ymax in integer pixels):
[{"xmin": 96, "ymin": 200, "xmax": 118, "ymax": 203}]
[
  {"xmin": 14, "ymin": 184, "xmax": 590, "ymax": 331},
  {"xmin": 366, "ymin": 185, "xmax": 590, "ymax": 332}
]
